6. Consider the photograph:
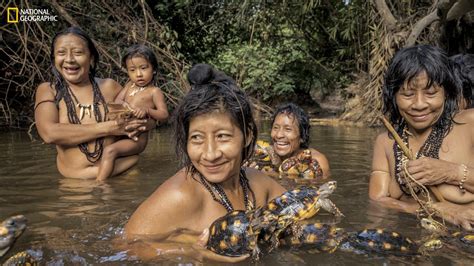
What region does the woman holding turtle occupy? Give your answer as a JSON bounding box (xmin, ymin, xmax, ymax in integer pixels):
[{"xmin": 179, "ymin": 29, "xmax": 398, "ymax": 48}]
[
  {"xmin": 269, "ymin": 103, "xmax": 331, "ymax": 179},
  {"xmin": 123, "ymin": 64, "xmax": 286, "ymax": 262}
]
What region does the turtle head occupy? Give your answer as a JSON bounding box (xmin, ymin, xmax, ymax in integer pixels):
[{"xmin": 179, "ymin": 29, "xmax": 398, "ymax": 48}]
[
  {"xmin": 420, "ymin": 217, "xmax": 448, "ymax": 234},
  {"xmin": 318, "ymin": 181, "xmax": 337, "ymax": 197},
  {"xmin": 0, "ymin": 215, "xmax": 27, "ymax": 257},
  {"xmin": 419, "ymin": 239, "xmax": 443, "ymax": 255},
  {"xmin": 297, "ymin": 149, "xmax": 312, "ymax": 162}
]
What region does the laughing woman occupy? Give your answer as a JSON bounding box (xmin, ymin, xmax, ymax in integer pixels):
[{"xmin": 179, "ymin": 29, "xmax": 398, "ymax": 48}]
[
  {"xmin": 270, "ymin": 103, "xmax": 330, "ymax": 179},
  {"xmin": 123, "ymin": 64, "xmax": 286, "ymax": 262},
  {"xmin": 35, "ymin": 27, "xmax": 150, "ymax": 179}
]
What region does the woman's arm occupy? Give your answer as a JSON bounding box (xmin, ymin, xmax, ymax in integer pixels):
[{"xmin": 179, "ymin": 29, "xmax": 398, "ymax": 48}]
[
  {"xmin": 311, "ymin": 149, "xmax": 331, "ymax": 179},
  {"xmin": 35, "ymin": 82, "xmax": 148, "ymax": 145},
  {"xmin": 123, "ymin": 173, "xmax": 249, "ymax": 262},
  {"xmin": 369, "ymin": 134, "xmax": 420, "ymax": 213},
  {"xmin": 35, "ymin": 83, "xmax": 122, "ymax": 145}
]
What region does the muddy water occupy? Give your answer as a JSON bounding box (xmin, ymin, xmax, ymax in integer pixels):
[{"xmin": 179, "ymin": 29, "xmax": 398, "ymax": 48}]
[{"xmin": 0, "ymin": 124, "xmax": 469, "ymax": 265}]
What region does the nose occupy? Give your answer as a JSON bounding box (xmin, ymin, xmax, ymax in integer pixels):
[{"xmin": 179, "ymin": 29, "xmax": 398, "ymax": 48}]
[
  {"xmin": 136, "ymin": 69, "xmax": 143, "ymax": 77},
  {"xmin": 273, "ymin": 128, "xmax": 284, "ymax": 139},
  {"xmin": 65, "ymin": 51, "xmax": 75, "ymax": 63},
  {"xmin": 202, "ymin": 139, "xmax": 222, "ymax": 162},
  {"xmin": 412, "ymin": 92, "xmax": 428, "ymax": 110}
]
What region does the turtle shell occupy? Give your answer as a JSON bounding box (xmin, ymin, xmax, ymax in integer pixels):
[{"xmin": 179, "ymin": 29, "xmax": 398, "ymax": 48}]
[
  {"xmin": 340, "ymin": 229, "xmax": 420, "ymax": 256},
  {"xmin": 280, "ymin": 222, "xmax": 346, "ymax": 253},
  {"xmin": 252, "ymin": 181, "xmax": 338, "ymax": 249},
  {"xmin": 207, "ymin": 210, "xmax": 259, "ymax": 257},
  {"xmin": 279, "ymin": 150, "xmax": 323, "ymax": 179},
  {"xmin": 0, "ymin": 215, "xmax": 27, "ymax": 257},
  {"xmin": 244, "ymin": 140, "xmax": 277, "ymax": 171},
  {"xmin": 2, "ymin": 250, "xmax": 38, "ymax": 266}
]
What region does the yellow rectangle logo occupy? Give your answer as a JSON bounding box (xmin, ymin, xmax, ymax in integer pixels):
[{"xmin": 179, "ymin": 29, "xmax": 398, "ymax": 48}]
[{"xmin": 7, "ymin": 7, "xmax": 19, "ymax": 23}]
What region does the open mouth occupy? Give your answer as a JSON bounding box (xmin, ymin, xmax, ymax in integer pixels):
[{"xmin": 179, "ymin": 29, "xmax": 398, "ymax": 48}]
[
  {"xmin": 64, "ymin": 66, "xmax": 80, "ymax": 74},
  {"xmin": 274, "ymin": 141, "xmax": 289, "ymax": 149}
]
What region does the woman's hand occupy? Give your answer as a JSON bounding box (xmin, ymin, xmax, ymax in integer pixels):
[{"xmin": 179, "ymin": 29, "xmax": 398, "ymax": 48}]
[
  {"xmin": 432, "ymin": 201, "xmax": 474, "ymax": 231},
  {"xmin": 191, "ymin": 228, "xmax": 250, "ymax": 263},
  {"xmin": 405, "ymin": 157, "xmax": 458, "ymax": 185}
]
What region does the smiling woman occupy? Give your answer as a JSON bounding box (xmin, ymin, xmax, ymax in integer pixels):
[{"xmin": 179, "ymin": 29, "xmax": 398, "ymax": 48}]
[
  {"xmin": 270, "ymin": 103, "xmax": 330, "ymax": 179},
  {"xmin": 34, "ymin": 27, "xmax": 151, "ymax": 179},
  {"xmin": 123, "ymin": 63, "xmax": 286, "ymax": 262},
  {"xmin": 369, "ymin": 45, "xmax": 474, "ymax": 230}
]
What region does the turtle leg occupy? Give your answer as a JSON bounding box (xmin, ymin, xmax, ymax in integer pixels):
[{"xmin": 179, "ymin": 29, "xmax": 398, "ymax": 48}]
[{"xmin": 319, "ymin": 199, "xmax": 344, "ymax": 217}]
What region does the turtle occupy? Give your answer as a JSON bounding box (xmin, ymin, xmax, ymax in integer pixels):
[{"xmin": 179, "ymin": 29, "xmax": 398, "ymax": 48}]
[
  {"xmin": 251, "ymin": 181, "xmax": 343, "ymax": 252},
  {"xmin": 338, "ymin": 228, "xmax": 442, "ymax": 256},
  {"xmin": 106, "ymin": 102, "xmax": 134, "ymax": 121},
  {"xmin": 279, "ymin": 149, "xmax": 323, "ymax": 179},
  {"xmin": 421, "ymin": 217, "xmax": 474, "ymax": 254},
  {"xmin": 280, "ymin": 223, "xmax": 442, "ymax": 257},
  {"xmin": 244, "ymin": 140, "xmax": 279, "ymax": 172},
  {"xmin": 2, "ymin": 250, "xmax": 38, "ymax": 266},
  {"xmin": 207, "ymin": 210, "xmax": 261, "ymax": 259},
  {"xmin": 0, "ymin": 215, "xmax": 27, "ymax": 258},
  {"xmin": 279, "ymin": 222, "xmax": 346, "ymax": 253}
]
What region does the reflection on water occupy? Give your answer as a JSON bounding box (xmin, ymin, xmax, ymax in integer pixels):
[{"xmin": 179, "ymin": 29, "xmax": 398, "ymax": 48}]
[{"xmin": 0, "ymin": 125, "xmax": 470, "ymax": 265}]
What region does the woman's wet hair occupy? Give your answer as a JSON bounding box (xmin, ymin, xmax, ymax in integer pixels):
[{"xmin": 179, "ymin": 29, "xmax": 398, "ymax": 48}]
[
  {"xmin": 121, "ymin": 44, "xmax": 159, "ymax": 81},
  {"xmin": 382, "ymin": 45, "xmax": 460, "ymax": 133},
  {"xmin": 173, "ymin": 63, "xmax": 257, "ymax": 176},
  {"xmin": 450, "ymin": 53, "xmax": 474, "ymax": 108},
  {"xmin": 271, "ymin": 103, "xmax": 310, "ymax": 149}
]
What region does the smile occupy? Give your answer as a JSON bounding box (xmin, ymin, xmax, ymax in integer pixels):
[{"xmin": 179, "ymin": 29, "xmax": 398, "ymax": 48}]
[
  {"xmin": 202, "ymin": 163, "xmax": 226, "ymax": 172},
  {"xmin": 408, "ymin": 113, "xmax": 430, "ymax": 122},
  {"xmin": 63, "ymin": 66, "xmax": 80, "ymax": 74}
]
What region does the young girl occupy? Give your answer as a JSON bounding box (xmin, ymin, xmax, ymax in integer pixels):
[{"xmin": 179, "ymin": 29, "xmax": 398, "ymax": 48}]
[{"xmin": 96, "ymin": 45, "xmax": 169, "ymax": 181}]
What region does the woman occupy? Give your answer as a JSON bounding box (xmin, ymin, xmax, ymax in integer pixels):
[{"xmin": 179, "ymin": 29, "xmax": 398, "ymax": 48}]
[
  {"xmin": 34, "ymin": 27, "xmax": 150, "ymax": 179},
  {"xmin": 270, "ymin": 103, "xmax": 330, "ymax": 179},
  {"xmin": 369, "ymin": 45, "xmax": 474, "ymax": 230},
  {"xmin": 123, "ymin": 64, "xmax": 286, "ymax": 262}
]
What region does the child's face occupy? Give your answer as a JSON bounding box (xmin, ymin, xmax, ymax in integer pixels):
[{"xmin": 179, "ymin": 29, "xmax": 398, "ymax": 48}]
[
  {"xmin": 395, "ymin": 71, "xmax": 446, "ymax": 132},
  {"xmin": 54, "ymin": 34, "xmax": 92, "ymax": 85},
  {"xmin": 126, "ymin": 56, "xmax": 154, "ymax": 87},
  {"xmin": 187, "ymin": 111, "xmax": 244, "ymax": 184}
]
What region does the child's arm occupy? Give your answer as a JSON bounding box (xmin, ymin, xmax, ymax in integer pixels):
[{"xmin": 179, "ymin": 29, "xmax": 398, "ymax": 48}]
[{"xmin": 146, "ymin": 87, "xmax": 169, "ymax": 122}]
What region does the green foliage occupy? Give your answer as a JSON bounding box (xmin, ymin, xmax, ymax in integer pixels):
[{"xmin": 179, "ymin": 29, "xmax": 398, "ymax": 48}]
[{"xmin": 150, "ymin": 0, "xmax": 370, "ymax": 102}]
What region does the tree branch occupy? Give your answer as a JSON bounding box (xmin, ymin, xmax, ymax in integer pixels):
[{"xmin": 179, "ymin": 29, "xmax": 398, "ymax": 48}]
[
  {"xmin": 373, "ymin": 0, "xmax": 397, "ymax": 29},
  {"xmin": 405, "ymin": 10, "xmax": 439, "ymax": 47}
]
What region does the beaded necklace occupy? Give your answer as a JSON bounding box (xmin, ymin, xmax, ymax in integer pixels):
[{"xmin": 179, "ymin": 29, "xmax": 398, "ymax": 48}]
[
  {"xmin": 67, "ymin": 85, "xmax": 107, "ymax": 163},
  {"xmin": 198, "ymin": 169, "xmax": 256, "ymax": 213},
  {"xmin": 394, "ymin": 123, "xmax": 448, "ymax": 195}
]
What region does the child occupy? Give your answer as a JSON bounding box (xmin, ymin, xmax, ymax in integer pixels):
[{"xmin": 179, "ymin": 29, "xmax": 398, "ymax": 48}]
[{"xmin": 97, "ymin": 45, "xmax": 169, "ymax": 181}]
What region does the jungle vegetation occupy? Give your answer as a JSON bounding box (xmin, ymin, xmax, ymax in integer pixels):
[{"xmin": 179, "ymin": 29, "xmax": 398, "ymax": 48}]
[{"xmin": 0, "ymin": 0, "xmax": 473, "ymax": 129}]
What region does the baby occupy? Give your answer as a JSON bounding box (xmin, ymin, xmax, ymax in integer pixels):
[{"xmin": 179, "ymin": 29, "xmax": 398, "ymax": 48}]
[{"xmin": 97, "ymin": 44, "xmax": 169, "ymax": 181}]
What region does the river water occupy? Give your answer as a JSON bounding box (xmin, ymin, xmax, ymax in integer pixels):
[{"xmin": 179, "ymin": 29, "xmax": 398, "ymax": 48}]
[{"xmin": 0, "ymin": 123, "xmax": 471, "ymax": 265}]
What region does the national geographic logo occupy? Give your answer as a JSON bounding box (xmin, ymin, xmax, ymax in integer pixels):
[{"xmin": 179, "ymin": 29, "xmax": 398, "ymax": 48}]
[{"xmin": 6, "ymin": 7, "xmax": 57, "ymax": 23}]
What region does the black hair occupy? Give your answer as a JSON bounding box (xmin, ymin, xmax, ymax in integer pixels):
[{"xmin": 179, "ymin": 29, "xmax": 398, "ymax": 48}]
[
  {"xmin": 121, "ymin": 44, "xmax": 158, "ymax": 82},
  {"xmin": 271, "ymin": 103, "xmax": 310, "ymax": 149},
  {"xmin": 173, "ymin": 63, "xmax": 257, "ymax": 176},
  {"xmin": 382, "ymin": 45, "xmax": 460, "ymax": 134},
  {"xmin": 450, "ymin": 53, "xmax": 474, "ymax": 108},
  {"xmin": 49, "ymin": 26, "xmax": 107, "ymax": 162}
]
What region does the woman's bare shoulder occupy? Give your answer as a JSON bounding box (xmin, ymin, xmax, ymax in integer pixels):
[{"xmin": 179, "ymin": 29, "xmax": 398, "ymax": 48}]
[
  {"xmin": 455, "ymin": 109, "xmax": 474, "ymax": 124},
  {"xmin": 149, "ymin": 169, "xmax": 200, "ymax": 203}
]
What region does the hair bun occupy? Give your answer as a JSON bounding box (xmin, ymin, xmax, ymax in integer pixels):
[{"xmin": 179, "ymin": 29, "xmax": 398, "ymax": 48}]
[{"xmin": 188, "ymin": 63, "xmax": 214, "ymax": 85}]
